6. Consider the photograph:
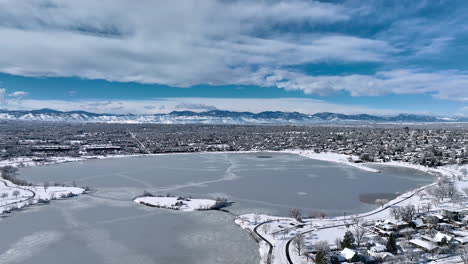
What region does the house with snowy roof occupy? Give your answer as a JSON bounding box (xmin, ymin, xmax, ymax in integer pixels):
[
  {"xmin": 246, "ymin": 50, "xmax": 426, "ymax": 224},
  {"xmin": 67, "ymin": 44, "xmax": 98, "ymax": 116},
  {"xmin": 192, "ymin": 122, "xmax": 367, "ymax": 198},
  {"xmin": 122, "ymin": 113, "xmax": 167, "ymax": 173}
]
[
  {"xmin": 409, "ymin": 238, "xmax": 438, "ymax": 253},
  {"xmin": 338, "ymin": 248, "xmax": 360, "ymax": 262},
  {"xmin": 433, "ymin": 232, "xmax": 453, "ymax": 245}
]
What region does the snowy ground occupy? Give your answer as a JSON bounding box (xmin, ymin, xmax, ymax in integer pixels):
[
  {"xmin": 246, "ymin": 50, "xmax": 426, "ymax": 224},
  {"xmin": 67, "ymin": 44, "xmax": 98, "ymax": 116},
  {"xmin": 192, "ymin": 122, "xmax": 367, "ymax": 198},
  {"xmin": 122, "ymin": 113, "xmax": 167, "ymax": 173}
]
[
  {"xmin": 285, "ymin": 150, "xmax": 381, "ymax": 173},
  {"xmin": 0, "ymin": 176, "xmax": 85, "ymax": 215},
  {"xmin": 134, "ymin": 196, "xmax": 217, "ymax": 212}
]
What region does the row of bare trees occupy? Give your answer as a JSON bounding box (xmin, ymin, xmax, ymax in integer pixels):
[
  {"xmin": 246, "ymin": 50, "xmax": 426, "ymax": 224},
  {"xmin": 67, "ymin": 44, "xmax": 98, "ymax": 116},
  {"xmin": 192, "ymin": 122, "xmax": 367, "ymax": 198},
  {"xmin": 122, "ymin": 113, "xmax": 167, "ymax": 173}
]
[
  {"xmin": 289, "ymin": 208, "xmax": 328, "ymax": 222},
  {"xmin": 427, "ymin": 178, "xmax": 462, "ymax": 203},
  {"xmin": 391, "ymin": 204, "xmax": 417, "ymax": 222}
]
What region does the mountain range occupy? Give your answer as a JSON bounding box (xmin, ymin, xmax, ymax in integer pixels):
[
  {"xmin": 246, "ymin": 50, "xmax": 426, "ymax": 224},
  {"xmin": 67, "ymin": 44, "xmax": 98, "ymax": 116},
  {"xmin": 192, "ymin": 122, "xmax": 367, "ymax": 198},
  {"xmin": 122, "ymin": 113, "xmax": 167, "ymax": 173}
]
[{"xmin": 0, "ymin": 108, "xmax": 466, "ymax": 124}]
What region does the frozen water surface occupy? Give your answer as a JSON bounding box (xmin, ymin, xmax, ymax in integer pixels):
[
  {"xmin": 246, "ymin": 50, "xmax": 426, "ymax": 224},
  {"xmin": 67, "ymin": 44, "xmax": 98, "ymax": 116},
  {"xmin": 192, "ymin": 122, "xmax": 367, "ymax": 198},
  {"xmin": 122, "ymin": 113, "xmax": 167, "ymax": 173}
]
[{"xmin": 6, "ymin": 152, "xmax": 433, "ymax": 263}]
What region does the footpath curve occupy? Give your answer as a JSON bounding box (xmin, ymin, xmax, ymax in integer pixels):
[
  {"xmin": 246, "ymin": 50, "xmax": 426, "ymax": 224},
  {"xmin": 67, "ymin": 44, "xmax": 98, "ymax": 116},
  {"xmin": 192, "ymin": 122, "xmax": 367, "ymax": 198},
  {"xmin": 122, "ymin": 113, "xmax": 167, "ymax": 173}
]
[
  {"xmin": 0, "ymin": 179, "xmax": 36, "ymax": 209},
  {"xmin": 285, "ymin": 182, "xmax": 435, "ymax": 264}
]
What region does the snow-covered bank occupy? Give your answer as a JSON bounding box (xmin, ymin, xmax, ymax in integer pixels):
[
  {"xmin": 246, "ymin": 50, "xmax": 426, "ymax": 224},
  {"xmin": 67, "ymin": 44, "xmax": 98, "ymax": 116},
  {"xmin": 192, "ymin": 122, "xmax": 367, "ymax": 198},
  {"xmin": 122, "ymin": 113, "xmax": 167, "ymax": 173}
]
[
  {"xmin": 0, "ymin": 176, "xmax": 85, "ymax": 215},
  {"xmin": 284, "ymin": 149, "xmax": 461, "ymax": 178},
  {"xmin": 285, "ymin": 149, "xmax": 381, "ymax": 173},
  {"xmin": 0, "ymin": 151, "xmax": 260, "ymax": 169},
  {"xmin": 134, "ymin": 196, "xmax": 218, "ymax": 212}
]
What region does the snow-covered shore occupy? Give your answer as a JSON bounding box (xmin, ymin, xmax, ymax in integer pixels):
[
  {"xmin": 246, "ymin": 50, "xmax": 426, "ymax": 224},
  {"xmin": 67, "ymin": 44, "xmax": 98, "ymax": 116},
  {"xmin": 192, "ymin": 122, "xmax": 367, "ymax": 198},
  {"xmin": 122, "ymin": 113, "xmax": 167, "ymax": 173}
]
[
  {"xmin": 0, "ymin": 149, "xmax": 442, "ymax": 178},
  {"xmin": 284, "ymin": 149, "xmax": 381, "ymax": 173},
  {"xmin": 0, "ymin": 176, "xmax": 85, "ymax": 215},
  {"xmin": 134, "ymin": 196, "xmax": 217, "ymax": 211}
]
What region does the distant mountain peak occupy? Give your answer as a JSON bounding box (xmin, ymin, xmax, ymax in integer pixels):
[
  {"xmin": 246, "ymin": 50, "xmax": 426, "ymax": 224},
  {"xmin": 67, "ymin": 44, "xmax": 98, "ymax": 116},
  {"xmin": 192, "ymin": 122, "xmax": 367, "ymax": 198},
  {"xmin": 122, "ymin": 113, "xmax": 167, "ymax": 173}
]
[{"xmin": 0, "ymin": 109, "xmax": 466, "ymax": 124}]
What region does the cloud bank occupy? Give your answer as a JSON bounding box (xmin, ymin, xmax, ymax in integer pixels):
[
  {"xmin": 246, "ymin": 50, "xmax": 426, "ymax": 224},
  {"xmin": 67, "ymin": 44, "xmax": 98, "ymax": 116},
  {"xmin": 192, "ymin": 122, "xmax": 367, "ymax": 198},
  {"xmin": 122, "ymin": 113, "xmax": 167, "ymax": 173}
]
[
  {"xmin": 4, "ymin": 97, "xmax": 427, "ymax": 116},
  {"xmin": 0, "ymin": 0, "xmax": 467, "ymax": 101}
]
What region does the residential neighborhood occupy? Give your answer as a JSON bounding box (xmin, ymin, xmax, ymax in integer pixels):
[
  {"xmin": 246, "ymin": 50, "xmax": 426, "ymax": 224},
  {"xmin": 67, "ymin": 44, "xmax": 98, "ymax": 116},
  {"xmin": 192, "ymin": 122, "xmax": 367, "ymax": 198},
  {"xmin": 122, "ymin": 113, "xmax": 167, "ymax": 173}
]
[{"xmin": 0, "ymin": 122, "xmax": 466, "ymax": 167}]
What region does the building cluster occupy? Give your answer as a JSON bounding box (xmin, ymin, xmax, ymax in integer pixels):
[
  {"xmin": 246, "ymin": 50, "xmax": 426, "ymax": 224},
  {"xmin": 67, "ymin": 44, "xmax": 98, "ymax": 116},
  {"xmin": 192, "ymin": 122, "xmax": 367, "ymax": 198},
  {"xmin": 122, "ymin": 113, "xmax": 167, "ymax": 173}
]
[
  {"xmin": 0, "ymin": 121, "xmax": 466, "ymax": 166},
  {"xmin": 318, "ymin": 207, "xmax": 468, "ymax": 263}
]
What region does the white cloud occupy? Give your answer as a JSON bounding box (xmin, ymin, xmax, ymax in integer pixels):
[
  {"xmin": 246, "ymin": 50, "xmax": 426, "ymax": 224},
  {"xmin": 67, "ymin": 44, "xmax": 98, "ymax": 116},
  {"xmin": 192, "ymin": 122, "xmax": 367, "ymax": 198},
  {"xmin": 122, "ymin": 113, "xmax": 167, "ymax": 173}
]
[
  {"xmin": 8, "ymin": 91, "xmax": 28, "ymax": 97},
  {"xmin": 6, "ymin": 97, "xmax": 426, "ymax": 116},
  {"xmin": 250, "ymin": 69, "xmax": 468, "ymax": 101},
  {"xmin": 0, "ymin": 0, "xmax": 466, "ymax": 102},
  {"xmin": 0, "ymin": 0, "xmax": 394, "ymax": 87}
]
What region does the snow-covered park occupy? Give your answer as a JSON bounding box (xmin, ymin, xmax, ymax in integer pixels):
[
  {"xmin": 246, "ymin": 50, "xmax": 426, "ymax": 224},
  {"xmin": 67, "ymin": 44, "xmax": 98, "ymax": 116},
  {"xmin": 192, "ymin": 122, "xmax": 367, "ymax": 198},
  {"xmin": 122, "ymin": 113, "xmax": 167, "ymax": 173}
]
[{"xmin": 0, "ymin": 167, "xmax": 85, "ymax": 215}]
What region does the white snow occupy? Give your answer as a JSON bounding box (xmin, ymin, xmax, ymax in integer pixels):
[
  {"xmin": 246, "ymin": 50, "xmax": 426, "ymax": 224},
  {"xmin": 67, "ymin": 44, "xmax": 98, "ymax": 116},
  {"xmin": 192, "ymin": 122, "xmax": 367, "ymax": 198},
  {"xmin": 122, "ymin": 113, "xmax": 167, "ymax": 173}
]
[
  {"xmin": 285, "ymin": 149, "xmax": 381, "ymax": 173},
  {"xmin": 410, "ymin": 239, "xmax": 438, "ymax": 251},
  {"xmin": 134, "ymin": 196, "xmax": 217, "ymax": 212},
  {"xmin": 0, "ymin": 176, "xmax": 85, "ymax": 215},
  {"xmin": 340, "ymin": 248, "xmax": 356, "ymax": 260}
]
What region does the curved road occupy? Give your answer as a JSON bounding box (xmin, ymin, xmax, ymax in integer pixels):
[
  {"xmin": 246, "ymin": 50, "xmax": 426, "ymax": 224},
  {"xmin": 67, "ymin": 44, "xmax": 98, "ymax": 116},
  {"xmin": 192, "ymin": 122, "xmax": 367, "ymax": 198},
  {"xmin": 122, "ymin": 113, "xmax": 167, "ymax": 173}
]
[
  {"xmin": 285, "ymin": 182, "xmax": 436, "ymax": 264},
  {"xmin": 0, "ymin": 179, "xmax": 36, "ymax": 209},
  {"xmin": 254, "ymin": 221, "xmax": 274, "ymax": 264}
]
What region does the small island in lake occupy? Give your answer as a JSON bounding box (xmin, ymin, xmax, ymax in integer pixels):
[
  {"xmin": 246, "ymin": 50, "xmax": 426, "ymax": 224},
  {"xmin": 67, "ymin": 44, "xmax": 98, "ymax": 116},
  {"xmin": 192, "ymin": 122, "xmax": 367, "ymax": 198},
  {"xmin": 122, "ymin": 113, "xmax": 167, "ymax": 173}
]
[{"xmin": 134, "ymin": 193, "xmax": 229, "ymax": 212}]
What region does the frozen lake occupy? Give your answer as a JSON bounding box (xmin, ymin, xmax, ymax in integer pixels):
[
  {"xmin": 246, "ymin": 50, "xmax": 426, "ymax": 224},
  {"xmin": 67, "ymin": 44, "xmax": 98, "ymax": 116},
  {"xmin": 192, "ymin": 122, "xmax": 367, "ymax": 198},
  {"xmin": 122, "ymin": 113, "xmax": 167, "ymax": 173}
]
[{"xmin": 0, "ymin": 152, "xmax": 433, "ymax": 264}]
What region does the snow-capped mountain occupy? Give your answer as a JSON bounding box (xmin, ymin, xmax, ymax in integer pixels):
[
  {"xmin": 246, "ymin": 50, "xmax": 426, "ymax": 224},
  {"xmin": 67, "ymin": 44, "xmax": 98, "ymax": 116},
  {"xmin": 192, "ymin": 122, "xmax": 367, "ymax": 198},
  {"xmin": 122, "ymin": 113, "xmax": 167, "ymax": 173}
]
[{"xmin": 0, "ymin": 109, "xmax": 466, "ymax": 124}]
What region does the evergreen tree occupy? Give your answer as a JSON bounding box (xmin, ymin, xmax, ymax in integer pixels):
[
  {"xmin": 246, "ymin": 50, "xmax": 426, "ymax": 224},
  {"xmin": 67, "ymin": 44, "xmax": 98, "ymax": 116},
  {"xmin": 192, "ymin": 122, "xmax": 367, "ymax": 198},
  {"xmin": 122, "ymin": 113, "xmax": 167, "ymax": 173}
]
[
  {"xmin": 330, "ymin": 255, "xmax": 340, "ymax": 264},
  {"xmin": 315, "ymin": 250, "xmax": 328, "ymax": 264},
  {"xmin": 341, "ymin": 231, "xmax": 355, "ymax": 249},
  {"xmin": 386, "ymin": 233, "xmax": 398, "ymax": 254},
  {"xmin": 440, "ymin": 236, "xmax": 448, "ymax": 246}
]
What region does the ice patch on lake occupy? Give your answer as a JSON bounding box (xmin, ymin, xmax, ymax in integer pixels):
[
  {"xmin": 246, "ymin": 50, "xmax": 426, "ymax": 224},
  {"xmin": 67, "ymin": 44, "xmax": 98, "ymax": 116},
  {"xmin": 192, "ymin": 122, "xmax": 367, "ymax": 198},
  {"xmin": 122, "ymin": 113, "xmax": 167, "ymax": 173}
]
[
  {"xmin": 180, "ymin": 229, "xmax": 259, "ymax": 264},
  {"xmin": 78, "ymin": 228, "xmax": 154, "ymax": 264},
  {"xmin": 0, "ymin": 231, "xmax": 63, "ymax": 264}
]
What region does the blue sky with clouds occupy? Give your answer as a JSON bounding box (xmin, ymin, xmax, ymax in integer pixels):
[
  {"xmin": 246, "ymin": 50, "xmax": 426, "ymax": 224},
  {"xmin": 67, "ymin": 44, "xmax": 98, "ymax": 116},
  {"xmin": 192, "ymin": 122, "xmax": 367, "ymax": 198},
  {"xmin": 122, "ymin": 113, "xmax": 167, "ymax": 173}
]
[{"xmin": 0, "ymin": 0, "xmax": 467, "ymax": 115}]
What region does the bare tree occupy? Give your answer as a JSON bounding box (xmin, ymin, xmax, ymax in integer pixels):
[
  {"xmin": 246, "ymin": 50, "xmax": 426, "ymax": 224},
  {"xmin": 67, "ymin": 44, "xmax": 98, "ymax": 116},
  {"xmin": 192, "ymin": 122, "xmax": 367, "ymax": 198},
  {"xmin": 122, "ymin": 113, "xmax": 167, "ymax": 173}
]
[
  {"xmin": 1, "ymin": 193, "xmax": 8, "ymax": 200},
  {"xmin": 261, "ymin": 223, "xmax": 270, "ymax": 235},
  {"xmin": 352, "ymin": 218, "xmax": 367, "ymax": 248},
  {"xmin": 391, "ymin": 207, "xmax": 402, "ymax": 220},
  {"xmin": 444, "ymin": 181, "xmax": 459, "ymax": 201},
  {"xmin": 423, "ymin": 203, "xmax": 432, "ymax": 212},
  {"xmin": 293, "ymin": 234, "xmax": 305, "ymax": 255},
  {"xmin": 399, "ymin": 204, "xmax": 416, "ymax": 223},
  {"xmin": 335, "ymin": 237, "xmax": 342, "ymax": 250},
  {"xmin": 44, "ymin": 181, "xmax": 50, "ymax": 191},
  {"xmin": 460, "ymin": 245, "xmax": 468, "ymax": 264},
  {"xmin": 320, "ymin": 212, "xmax": 327, "ymax": 219},
  {"xmin": 253, "ymin": 214, "xmax": 261, "ymax": 224},
  {"xmin": 428, "ymin": 185, "xmax": 445, "ymax": 202},
  {"xmin": 12, "ymin": 190, "xmax": 20, "ymax": 198},
  {"xmin": 289, "ymin": 208, "xmax": 302, "ymax": 222},
  {"xmin": 417, "ymin": 192, "xmax": 426, "ymax": 200}
]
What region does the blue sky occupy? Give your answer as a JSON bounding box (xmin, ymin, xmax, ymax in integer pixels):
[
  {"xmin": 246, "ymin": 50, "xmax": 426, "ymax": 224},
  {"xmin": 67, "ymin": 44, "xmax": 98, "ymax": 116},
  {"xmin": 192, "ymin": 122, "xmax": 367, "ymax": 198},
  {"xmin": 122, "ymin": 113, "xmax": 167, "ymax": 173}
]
[{"xmin": 0, "ymin": 0, "xmax": 467, "ymax": 115}]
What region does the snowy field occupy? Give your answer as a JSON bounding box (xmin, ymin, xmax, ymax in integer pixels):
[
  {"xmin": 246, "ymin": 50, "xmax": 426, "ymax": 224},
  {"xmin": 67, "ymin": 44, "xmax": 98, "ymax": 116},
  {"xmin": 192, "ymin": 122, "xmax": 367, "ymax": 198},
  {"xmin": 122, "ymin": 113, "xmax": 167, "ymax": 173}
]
[
  {"xmin": 134, "ymin": 196, "xmax": 217, "ymax": 211},
  {"xmin": 0, "ymin": 176, "xmax": 84, "ymax": 215}
]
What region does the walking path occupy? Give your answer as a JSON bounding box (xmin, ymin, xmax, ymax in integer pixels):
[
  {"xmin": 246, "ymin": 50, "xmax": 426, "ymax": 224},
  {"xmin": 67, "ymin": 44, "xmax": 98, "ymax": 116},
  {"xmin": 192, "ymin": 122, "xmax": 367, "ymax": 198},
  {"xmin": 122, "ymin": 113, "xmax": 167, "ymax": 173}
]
[{"xmin": 0, "ymin": 180, "xmax": 36, "ymax": 209}]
